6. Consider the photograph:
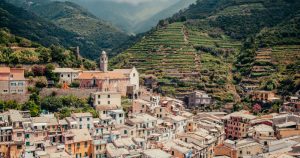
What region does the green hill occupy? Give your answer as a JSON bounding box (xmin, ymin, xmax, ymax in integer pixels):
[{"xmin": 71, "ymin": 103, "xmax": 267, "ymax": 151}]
[
  {"xmin": 28, "ymin": 1, "xmax": 132, "ymax": 58},
  {"xmin": 1, "ymin": 1, "xmax": 135, "ymax": 59},
  {"xmin": 112, "ymin": 0, "xmax": 300, "ymax": 103},
  {"xmin": 111, "ymin": 22, "xmax": 241, "ymax": 102},
  {"xmin": 0, "ymin": 28, "xmax": 95, "ymax": 69}
]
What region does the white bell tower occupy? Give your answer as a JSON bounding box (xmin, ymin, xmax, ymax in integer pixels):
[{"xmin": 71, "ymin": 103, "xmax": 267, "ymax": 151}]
[{"xmin": 100, "ymin": 51, "xmax": 108, "ymax": 72}]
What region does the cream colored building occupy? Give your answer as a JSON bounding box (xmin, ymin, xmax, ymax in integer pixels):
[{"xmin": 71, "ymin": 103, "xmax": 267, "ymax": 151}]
[
  {"xmin": 71, "ymin": 113, "xmax": 94, "ymax": 130},
  {"xmin": 92, "ymin": 91, "xmax": 121, "ymax": 107},
  {"xmin": 53, "ymin": 68, "xmax": 81, "ymax": 84},
  {"xmin": 253, "ymin": 124, "xmax": 276, "ymax": 146}
]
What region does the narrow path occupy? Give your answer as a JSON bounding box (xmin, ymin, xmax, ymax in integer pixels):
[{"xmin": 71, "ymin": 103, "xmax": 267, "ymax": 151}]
[
  {"xmin": 228, "ymin": 64, "xmax": 241, "ymax": 103},
  {"xmin": 182, "ymin": 25, "xmax": 189, "ymax": 44}
]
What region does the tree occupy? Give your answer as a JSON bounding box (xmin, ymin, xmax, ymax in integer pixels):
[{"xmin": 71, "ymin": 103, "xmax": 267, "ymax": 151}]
[
  {"xmin": 23, "ymin": 101, "xmax": 40, "ymax": 117},
  {"xmin": 41, "ymin": 97, "xmax": 63, "ymax": 112},
  {"xmin": 50, "ymin": 45, "xmax": 65, "ymax": 62},
  {"xmin": 35, "ymin": 77, "xmax": 48, "ymax": 88},
  {"xmin": 29, "ymin": 92, "xmax": 41, "ymax": 105},
  {"xmin": 278, "ymin": 78, "xmax": 295, "ymax": 98},
  {"xmin": 233, "ymin": 103, "xmax": 243, "ymax": 111},
  {"xmin": 45, "ymin": 64, "xmax": 59, "ymax": 82},
  {"xmin": 83, "ymin": 60, "xmax": 96, "ymax": 70},
  {"xmin": 253, "ymin": 103, "xmax": 262, "ymax": 115},
  {"xmin": 32, "ymin": 65, "xmax": 45, "ymax": 76},
  {"xmin": 37, "ymin": 47, "xmax": 52, "ymax": 63}
]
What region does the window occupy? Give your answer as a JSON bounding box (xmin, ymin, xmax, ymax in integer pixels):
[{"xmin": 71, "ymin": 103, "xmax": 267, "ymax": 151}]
[
  {"xmin": 77, "ymin": 143, "xmax": 80, "ymax": 148},
  {"xmin": 61, "ymin": 74, "xmax": 63, "ymax": 77},
  {"xmin": 142, "ymin": 105, "xmax": 145, "ymax": 108},
  {"xmin": 79, "ymin": 125, "xmax": 82, "ymax": 129},
  {"xmin": 108, "ymin": 94, "xmax": 110, "ymax": 98},
  {"xmin": 10, "ymin": 82, "xmax": 17, "ymax": 86},
  {"xmin": 17, "ymin": 145, "xmax": 22, "ymax": 149},
  {"xmin": 119, "ymin": 114, "xmax": 123, "ymax": 117},
  {"xmin": 98, "ymin": 101, "xmax": 101, "ymax": 105},
  {"xmin": 17, "ymin": 133, "xmax": 22, "ymax": 137},
  {"xmin": 108, "ymin": 101, "xmax": 110, "ymax": 104},
  {"xmin": 98, "ymin": 95, "xmax": 101, "ymax": 98},
  {"xmin": 124, "ymin": 130, "xmax": 127, "ymax": 134},
  {"xmin": 68, "ymin": 74, "xmax": 70, "ymax": 77},
  {"xmin": 26, "ymin": 142, "xmax": 30, "ymax": 146},
  {"xmin": 68, "ymin": 144, "xmax": 71, "ymax": 151},
  {"xmin": 79, "ymin": 118, "xmax": 82, "ymax": 122},
  {"xmin": 87, "ymin": 124, "xmax": 90, "ymax": 129},
  {"xmin": 18, "ymin": 82, "xmax": 24, "ymax": 86},
  {"xmin": 3, "ymin": 90, "xmax": 8, "ymax": 92},
  {"xmin": 84, "ymin": 142, "xmax": 88, "ymax": 148},
  {"xmin": 87, "ymin": 117, "xmax": 90, "ymax": 121},
  {"xmin": 172, "ymin": 151, "xmax": 174, "ymax": 155}
]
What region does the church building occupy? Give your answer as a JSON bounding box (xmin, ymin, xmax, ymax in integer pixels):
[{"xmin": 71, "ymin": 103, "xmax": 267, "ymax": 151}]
[{"xmin": 75, "ymin": 51, "xmax": 139, "ymax": 98}]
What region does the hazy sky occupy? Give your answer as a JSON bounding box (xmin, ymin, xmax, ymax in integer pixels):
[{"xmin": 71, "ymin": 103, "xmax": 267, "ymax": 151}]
[{"xmin": 103, "ymin": 0, "xmax": 173, "ymax": 5}]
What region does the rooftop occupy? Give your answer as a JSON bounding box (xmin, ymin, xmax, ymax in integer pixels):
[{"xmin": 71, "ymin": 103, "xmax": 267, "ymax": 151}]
[
  {"xmin": 53, "ymin": 68, "xmax": 81, "ymax": 73},
  {"xmin": 77, "ymin": 71, "xmax": 128, "ymax": 80},
  {"xmin": 143, "ymin": 149, "xmax": 172, "ymax": 158},
  {"xmin": 67, "ymin": 129, "xmax": 92, "ymax": 143},
  {"xmin": 71, "ymin": 112, "xmax": 92, "ymax": 118}
]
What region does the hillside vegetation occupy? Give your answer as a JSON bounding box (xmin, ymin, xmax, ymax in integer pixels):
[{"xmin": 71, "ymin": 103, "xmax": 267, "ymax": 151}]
[
  {"xmin": 2, "ymin": 1, "xmax": 135, "ymax": 59},
  {"xmin": 0, "ymin": 28, "xmax": 95, "ymax": 69},
  {"xmin": 111, "ymin": 22, "xmax": 241, "ymax": 103},
  {"xmin": 112, "ymin": 0, "xmax": 300, "ymax": 104},
  {"xmin": 28, "ymin": 1, "xmax": 133, "ymax": 58}
]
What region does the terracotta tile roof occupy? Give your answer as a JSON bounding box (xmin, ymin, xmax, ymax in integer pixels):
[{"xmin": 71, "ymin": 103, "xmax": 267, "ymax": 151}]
[
  {"xmin": 77, "ymin": 71, "xmax": 128, "ymax": 80},
  {"xmin": 112, "ymin": 69, "xmax": 132, "ymax": 74},
  {"xmin": 95, "ymin": 105, "xmax": 119, "ymax": 111}
]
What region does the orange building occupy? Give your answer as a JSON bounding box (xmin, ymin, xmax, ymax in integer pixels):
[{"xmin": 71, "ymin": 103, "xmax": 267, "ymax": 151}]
[
  {"xmin": 251, "ymin": 90, "xmax": 279, "ymax": 102},
  {"xmin": 0, "ymin": 67, "xmax": 28, "ymax": 94},
  {"xmin": 63, "ymin": 129, "xmax": 93, "ymax": 158}
]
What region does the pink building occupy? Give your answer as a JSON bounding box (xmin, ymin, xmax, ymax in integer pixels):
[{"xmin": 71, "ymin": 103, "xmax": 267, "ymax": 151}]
[{"xmin": 0, "ymin": 67, "xmax": 28, "ymax": 94}]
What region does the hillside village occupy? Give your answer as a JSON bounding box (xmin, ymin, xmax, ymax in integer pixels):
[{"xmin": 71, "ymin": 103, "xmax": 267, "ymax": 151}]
[
  {"xmin": 0, "ymin": 48, "xmax": 300, "ymax": 158},
  {"xmin": 0, "ymin": 0, "xmax": 300, "ymax": 158}
]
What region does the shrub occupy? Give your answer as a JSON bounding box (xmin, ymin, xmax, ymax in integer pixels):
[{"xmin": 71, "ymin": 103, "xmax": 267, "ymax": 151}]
[{"xmin": 35, "ymin": 77, "xmax": 48, "ymax": 88}]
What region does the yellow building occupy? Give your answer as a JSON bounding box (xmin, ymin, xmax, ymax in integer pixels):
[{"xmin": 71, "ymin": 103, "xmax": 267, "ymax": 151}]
[{"xmin": 63, "ymin": 129, "xmax": 93, "ymax": 158}]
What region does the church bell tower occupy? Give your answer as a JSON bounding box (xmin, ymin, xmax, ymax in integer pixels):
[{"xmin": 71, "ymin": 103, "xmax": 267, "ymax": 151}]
[{"xmin": 100, "ymin": 51, "xmax": 108, "ymax": 72}]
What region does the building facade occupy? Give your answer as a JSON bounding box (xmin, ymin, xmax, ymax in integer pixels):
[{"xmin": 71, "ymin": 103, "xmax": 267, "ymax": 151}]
[{"xmin": 0, "ymin": 67, "xmax": 27, "ymax": 94}]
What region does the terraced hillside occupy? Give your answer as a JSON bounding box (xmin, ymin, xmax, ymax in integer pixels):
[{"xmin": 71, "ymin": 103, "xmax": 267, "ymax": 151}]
[
  {"xmin": 111, "ymin": 22, "xmax": 242, "ymax": 103},
  {"xmin": 240, "ymin": 45, "xmax": 300, "ymax": 92}
]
